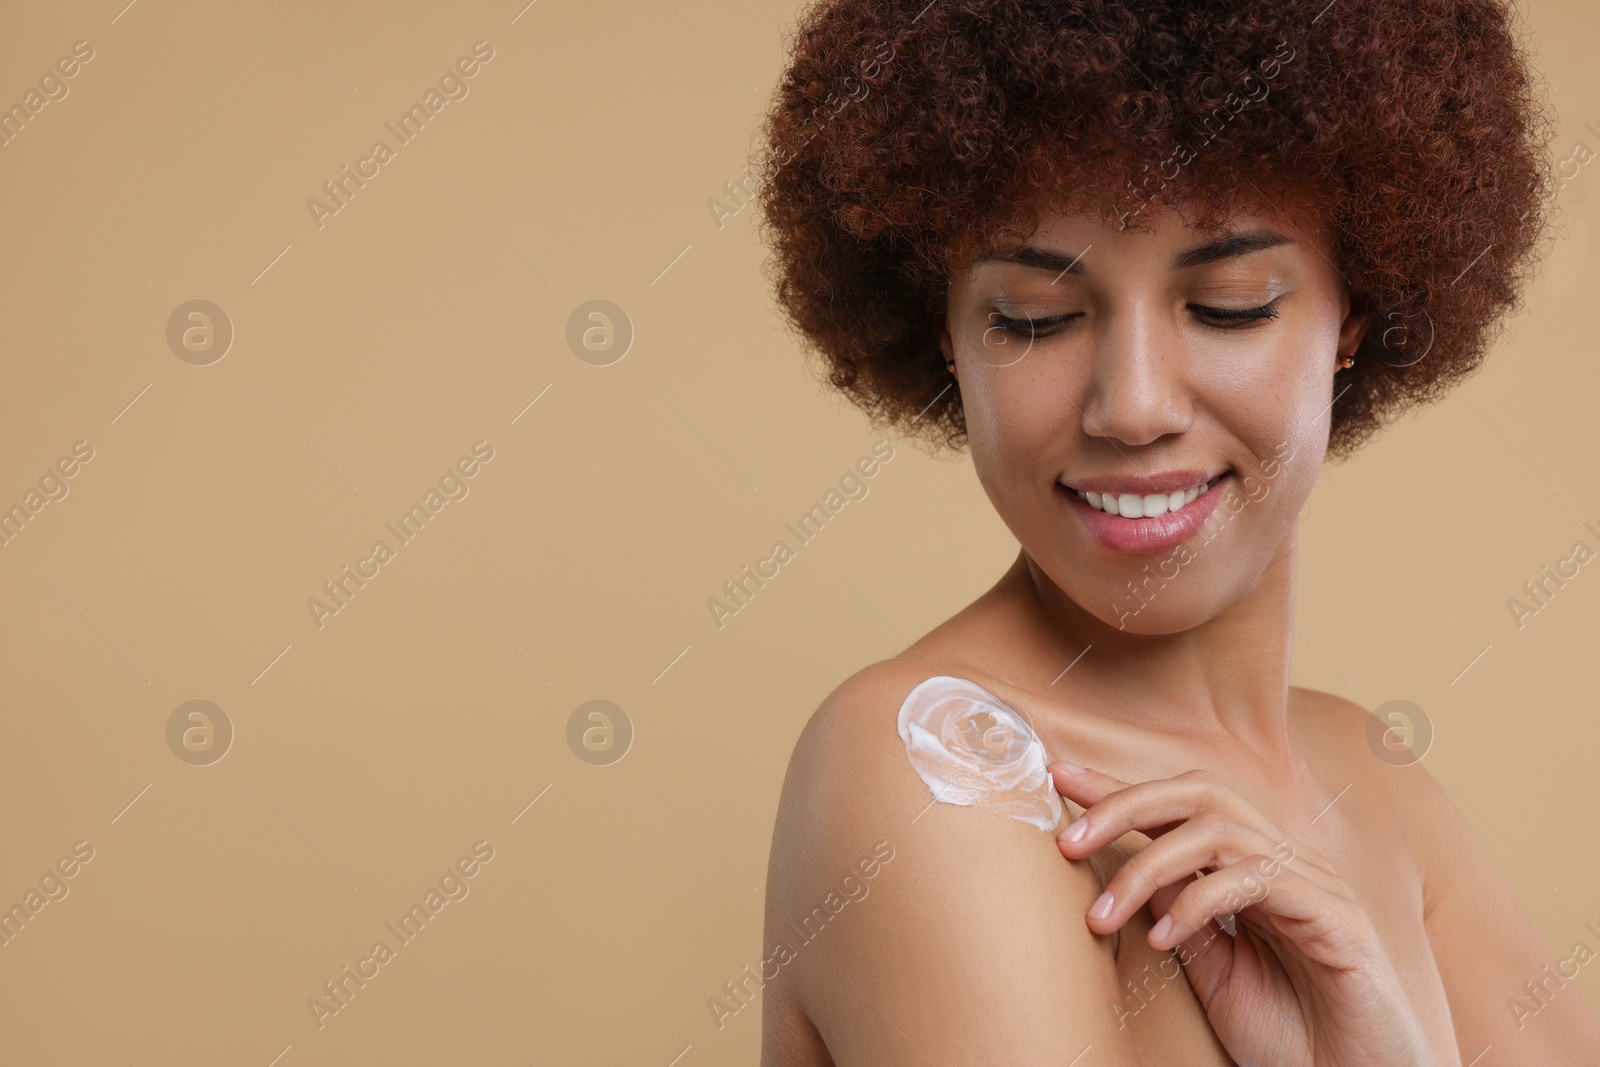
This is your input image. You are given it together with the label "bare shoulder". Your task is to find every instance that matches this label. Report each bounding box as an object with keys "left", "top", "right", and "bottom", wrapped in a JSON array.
[
  {"left": 1287, "top": 686, "right": 1452, "bottom": 840},
  {"left": 771, "top": 654, "right": 1085, "bottom": 869},
  {"left": 778, "top": 656, "right": 939, "bottom": 826},
  {"left": 768, "top": 656, "right": 1036, "bottom": 911},
  {"left": 762, "top": 656, "right": 1131, "bottom": 1065},
  {"left": 1290, "top": 688, "right": 1600, "bottom": 1052}
]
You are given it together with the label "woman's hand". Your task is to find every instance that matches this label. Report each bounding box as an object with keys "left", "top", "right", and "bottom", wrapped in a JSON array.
[{"left": 1049, "top": 762, "right": 1446, "bottom": 1067}]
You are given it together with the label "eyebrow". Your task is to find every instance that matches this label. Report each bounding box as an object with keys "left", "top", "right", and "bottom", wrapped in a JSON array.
[{"left": 981, "top": 228, "right": 1295, "bottom": 276}]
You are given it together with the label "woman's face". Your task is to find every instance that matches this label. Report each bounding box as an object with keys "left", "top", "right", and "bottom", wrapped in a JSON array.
[{"left": 939, "top": 200, "right": 1369, "bottom": 634}]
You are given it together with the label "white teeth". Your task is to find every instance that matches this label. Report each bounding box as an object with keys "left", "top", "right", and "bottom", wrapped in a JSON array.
[{"left": 1069, "top": 476, "right": 1219, "bottom": 517}]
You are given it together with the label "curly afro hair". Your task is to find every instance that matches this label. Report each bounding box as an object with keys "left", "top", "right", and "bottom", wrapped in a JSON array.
[{"left": 754, "top": 0, "right": 1557, "bottom": 459}]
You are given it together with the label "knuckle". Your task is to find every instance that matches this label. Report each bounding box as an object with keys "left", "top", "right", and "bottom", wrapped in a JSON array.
[
  {"left": 1243, "top": 855, "right": 1279, "bottom": 889},
  {"left": 1229, "top": 854, "right": 1278, "bottom": 895},
  {"left": 1112, "top": 853, "right": 1154, "bottom": 895},
  {"left": 1271, "top": 836, "right": 1303, "bottom": 862},
  {"left": 1087, "top": 796, "right": 1127, "bottom": 831},
  {"left": 1179, "top": 769, "right": 1243, "bottom": 808},
  {"left": 1171, "top": 884, "right": 1220, "bottom": 930}
]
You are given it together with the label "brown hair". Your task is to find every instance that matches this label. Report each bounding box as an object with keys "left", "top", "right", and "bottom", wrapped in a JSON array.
[{"left": 755, "top": 0, "right": 1557, "bottom": 458}]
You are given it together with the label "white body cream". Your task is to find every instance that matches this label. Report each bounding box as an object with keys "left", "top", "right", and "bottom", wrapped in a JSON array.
[{"left": 897, "top": 675, "right": 1063, "bottom": 831}]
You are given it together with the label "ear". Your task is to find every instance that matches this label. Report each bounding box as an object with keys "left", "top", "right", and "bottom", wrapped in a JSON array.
[{"left": 1337, "top": 287, "right": 1371, "bottom": 363}]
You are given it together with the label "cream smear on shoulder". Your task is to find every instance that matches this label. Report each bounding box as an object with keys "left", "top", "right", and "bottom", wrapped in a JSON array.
[{"left": 896, "top": 675, "right": 1063, "bottom": 831}]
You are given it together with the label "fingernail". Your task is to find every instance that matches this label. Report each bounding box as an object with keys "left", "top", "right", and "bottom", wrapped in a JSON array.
[
  {"left": 1057, "top": 761, "right": 1086, "bottom": 774},
  {"left": 1150, "top": 914, "right": 1173, "bottom": 944},
  {"left": 1062, "top": 816, "right": 1090, "bottom": 843},
  {"left": 1089, "top": 890, "right": 1114, "bottom": 920}
]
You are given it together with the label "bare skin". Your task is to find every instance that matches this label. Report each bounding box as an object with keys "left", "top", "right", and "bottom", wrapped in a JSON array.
[{"left": 761, "top": 201, "right": 1600, "bottom": 1064}]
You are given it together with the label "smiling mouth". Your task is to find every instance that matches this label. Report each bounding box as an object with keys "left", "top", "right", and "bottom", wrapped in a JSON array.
[{"left": 1063, "top": 474, "right": 1226, "bottom": 518}]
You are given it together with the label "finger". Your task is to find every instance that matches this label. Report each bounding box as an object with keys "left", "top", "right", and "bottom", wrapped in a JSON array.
[
  {"left": 1047, "top": 761, "right": 1129, "bottom": 808},
  {"left": 1056, "top": 773, "right": 1252, "bottom": 855},
  {"left": 1078, "top": 818, "right": 1308, "bottom": 936},
  {"left": 1150, "top": 857, "right": 1369, "bottom": 973},
  {"left": 1050, "top": 766, "right": 1192, "bottom": 844},
  {"left": 1151, "top": 896, "right": 1239, "bottom": 1011},
  {"left": 1060, "top": 768, "right": 1315, "bottom": 859},
  {"left": 1051, "top": 766, "right": 1334, "bottom": 879}
]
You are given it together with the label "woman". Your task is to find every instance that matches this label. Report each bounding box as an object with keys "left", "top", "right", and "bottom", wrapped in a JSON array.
[{"left": 755, "top": 0, "right": 1600, "bottom": 1063}]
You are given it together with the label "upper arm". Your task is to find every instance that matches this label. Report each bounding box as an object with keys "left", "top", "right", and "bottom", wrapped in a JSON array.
[
  {"left": 1395, "top": 758, "right": 1600, "bottom": 1057},
  {"left": 763, "top": 665, "right": 1141, "bottom": 1066}
]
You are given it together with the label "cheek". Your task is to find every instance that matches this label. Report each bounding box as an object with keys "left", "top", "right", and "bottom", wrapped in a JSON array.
[
  {"left": 1279, "top": 296, "right": 1348, "bottom": 421},
  {"left": 957, "top": 311, "right": 1080, "bottom": 420},
  {"left": 1202, "top": 323, "right": 1336, "bottom": 459},
  {"left": 960, "top": 365, "right": 1064, "bottom": 483}
]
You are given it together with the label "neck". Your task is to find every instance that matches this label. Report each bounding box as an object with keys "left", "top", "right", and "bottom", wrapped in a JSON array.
[{"left": 1009, "top": 531, "right": 1300, "bottom": 752}]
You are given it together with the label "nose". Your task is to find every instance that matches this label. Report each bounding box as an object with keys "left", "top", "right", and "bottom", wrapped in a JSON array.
[{"left": 1077, "top": 306, "right": 1194, "bottom": 447}]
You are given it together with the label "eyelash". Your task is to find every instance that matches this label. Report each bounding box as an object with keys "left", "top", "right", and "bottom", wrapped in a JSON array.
[{"left": 989, "top": 298, "right": 1282, "bottom": 337}]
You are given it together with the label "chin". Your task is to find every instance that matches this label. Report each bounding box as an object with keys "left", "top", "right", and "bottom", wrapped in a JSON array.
[
  {"left": 1101, "top": 598, "right": 1222, "bottom": 635},
  {"left": 1043, "top": 557, "right": 1238, "bottom": 635},
  {"left": 1071, "top": 581, "right": 1213, "bottom": 633}
]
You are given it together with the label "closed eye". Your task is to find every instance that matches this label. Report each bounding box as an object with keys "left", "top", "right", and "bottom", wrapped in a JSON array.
[
  {"left": 987, "top": 312, "right": 1081, "bottom": 338},
  {"left": 1188, "top": 297, "right": 1282, "bottom": 327},
  {"left": 987, "top": 297, "right": 1282, "bottom": 338}
]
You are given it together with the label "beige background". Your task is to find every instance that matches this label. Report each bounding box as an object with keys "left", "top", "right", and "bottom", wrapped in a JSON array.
[{"left": 0, "top": 0, "right": 1596, "bottom": 1063}]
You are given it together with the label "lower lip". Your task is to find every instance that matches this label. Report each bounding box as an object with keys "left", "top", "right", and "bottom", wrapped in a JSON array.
[{"left": 1056, "top": 475, "right": 1228, "bottom": 554}]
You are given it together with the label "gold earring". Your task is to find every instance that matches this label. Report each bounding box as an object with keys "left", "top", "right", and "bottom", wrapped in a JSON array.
[
  {"left": 1338, "top": 355, "right": 1354, "bottom": 370},
  {"left": 946, "top": 360, "right": 956, "bottom": 374}
]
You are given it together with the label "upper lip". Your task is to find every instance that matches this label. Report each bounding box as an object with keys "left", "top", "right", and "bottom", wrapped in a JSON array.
[{"left": 1060, "top": 468, "right": 1227, "bottom": 495}]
